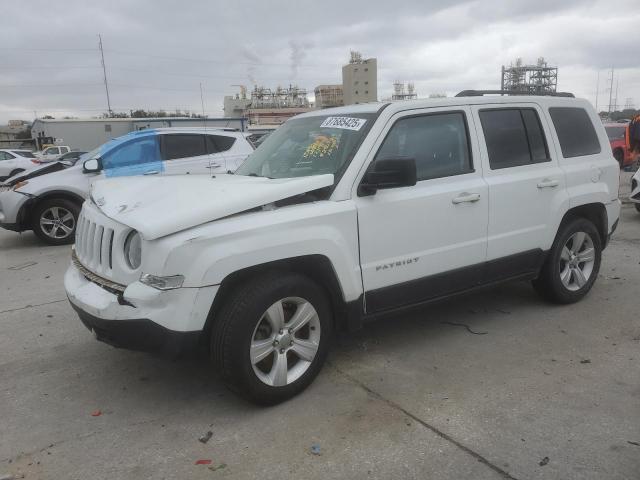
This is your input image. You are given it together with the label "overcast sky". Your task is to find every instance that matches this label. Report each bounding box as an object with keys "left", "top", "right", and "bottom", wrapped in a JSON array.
[{"left": 1, "top": 0, "right": 639, "bottom": 123}]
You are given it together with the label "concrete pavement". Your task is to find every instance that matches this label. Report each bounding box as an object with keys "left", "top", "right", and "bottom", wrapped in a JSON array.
[{"left": 1, "top": 176, "right": 638, "bottom": 479}]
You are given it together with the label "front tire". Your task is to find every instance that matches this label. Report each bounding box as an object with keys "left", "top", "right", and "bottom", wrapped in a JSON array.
[
  {"left": 32, "top": 198, "right": 80, "bottom": 245},
  {"left": 533, "top": 218, "right": 602, "bottom": 304},
  {"left": 212, "top": 271, "right": 333, "bottom": 405}
]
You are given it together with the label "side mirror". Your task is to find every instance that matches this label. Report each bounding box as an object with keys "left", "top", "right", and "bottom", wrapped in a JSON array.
[
  {"left": 358, "top": 158, "right": 417, "bottom": 196},
  {"left": 83, "top": 158, "right": 103, "bottom": 173}
]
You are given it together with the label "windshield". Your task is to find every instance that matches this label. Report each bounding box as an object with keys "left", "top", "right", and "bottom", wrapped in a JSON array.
[
  {"left": 235, "top": 113, "right": 375, "bottom": 179},
  {"left": 605, "top": 126, "right": 625, "bottom": 140}
]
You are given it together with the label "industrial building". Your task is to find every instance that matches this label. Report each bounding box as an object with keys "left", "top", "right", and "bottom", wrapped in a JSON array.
[
  {"left": 391, "top": 81, "right": 417, "bottom": 100},
  {"left": 341, "top": 51, "right": 378, "bottom": 105},
  {"left": 501, "top": 57, "right": 558, "bottom": 94},
  {"left": 314, "top": 84, "right": 344, "bottom": 109},
  {"left": 30, "top": 117, "right": 247, "bottom": 151},
  {"left": 224, "top": 85, "right": 313, "bottom": 128},
  {"left": 223, "top": 51, "right": 378, "bottom": 127}
]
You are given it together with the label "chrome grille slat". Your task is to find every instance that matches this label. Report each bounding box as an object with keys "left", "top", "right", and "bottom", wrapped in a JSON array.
[
  {"left": 74, "top": 203, "right": 138, "bottom": 286},
  {"left": 95, "top": 225, "right": 104, "bottom": 267},
  {"left": 72, "top": 249, "right": 126, "bottom": 293}
]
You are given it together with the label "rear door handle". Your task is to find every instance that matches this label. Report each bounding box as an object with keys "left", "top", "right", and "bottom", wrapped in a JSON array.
[
  {"left": 452, "top": 192, "right": 481, "bottom": 204},
  {"left": 206, "top": 163, "right": 221, "bottom": 168},
  {"left": 537, "top": 178, "right": 559, "bottom": 188},
  {"left": 143, "top": 170, "right": 159, "bottom": 175}
]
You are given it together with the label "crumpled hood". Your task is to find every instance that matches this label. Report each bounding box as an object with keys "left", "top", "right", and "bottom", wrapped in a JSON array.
[
  {"left": 1, "top": 161, "right": 70, "bottom": 186},
  {"left": 90, "top": 173, "right": 334, "bottom": 240}
]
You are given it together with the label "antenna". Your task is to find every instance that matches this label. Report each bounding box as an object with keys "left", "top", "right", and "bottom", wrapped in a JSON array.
[{"left": 98, "top": 34, "right": 112, "bottom": 116}]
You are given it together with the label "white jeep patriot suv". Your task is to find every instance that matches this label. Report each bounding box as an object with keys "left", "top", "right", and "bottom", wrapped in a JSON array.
[{"left": 65, "top": 91, "right": 621, "bottom": 404}]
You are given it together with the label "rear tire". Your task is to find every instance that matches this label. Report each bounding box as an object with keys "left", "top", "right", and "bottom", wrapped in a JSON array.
[
  {"left": 533, "top": 218, "right": 602, "bottom": 304},
  {"left": 32, "top": 198, "right": 80, "bottom": 246},
  {"left": 211, "top": 271, "right": 333, "bottom": 405}
]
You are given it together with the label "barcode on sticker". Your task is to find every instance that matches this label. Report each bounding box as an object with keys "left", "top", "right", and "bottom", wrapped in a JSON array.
[{"left": 320, "top": 117, "right": 367, "bottom": 131}]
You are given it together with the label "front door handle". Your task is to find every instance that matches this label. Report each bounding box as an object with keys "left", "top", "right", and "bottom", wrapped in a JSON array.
[
  {"left": 143, "top": 170, "right": 159, "bottom": 175},
  {"left": 537, "top": 178, "right": 559, "bottom": 188},
  {"left": 206, "top": 163, "right": 221, "bottom": 168},
  {"left": 452, "top": 192, "right": 481, "bottom": 204}
]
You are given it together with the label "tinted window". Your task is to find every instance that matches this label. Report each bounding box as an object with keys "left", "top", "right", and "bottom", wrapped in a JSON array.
[
  {"left": 549, "top": 107, "right": 601, "bottom": 158},
  {"left": 102, "top": 136, "right": 161, "bottom": 170},
  {"left": 0, "top": 152, "right": 11, "bottom": 161},
  {"left": 480, "top": 108, "right": 550, "bottom": 169},
  {"left": 375, "top": 112, "right": 472, "bottom": 181},
  {"left": 605, "top": 126, "right": 625, "bottom": 140},
  {"left": 162, "top": 134, "right": 207, "bottom": 160},
  {"left": 206, "top": 135, "right": 236, "bottom": 153},
  {"left": 13, "top": 150, "right": 36, "bottom": 158}
]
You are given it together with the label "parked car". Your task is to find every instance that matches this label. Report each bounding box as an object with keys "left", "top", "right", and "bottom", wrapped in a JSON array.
[
  {"left": 0, "top": 128, "right": 253, "bottom": 245},
  {"left": 0, "top": 149, "right": 38, "bottom": 181},
  {"left": 32, "top": 150, "right": 87, "bottom": 166},
  {"left": 65, "top": 93, "right": 620, "bottom": 404},
  {"left": 604, "top": 123, "right": 634, "bottom": 169},
  {"left": 630, "top": 169, "right": 640, "bottom": 213},
  {"left": 35, "top": 145, "right": 71, "bottom": 162}
]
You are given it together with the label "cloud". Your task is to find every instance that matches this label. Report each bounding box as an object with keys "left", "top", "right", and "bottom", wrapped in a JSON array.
[{"left": 0, "top": 0, "right": 638, "bottom": 122}]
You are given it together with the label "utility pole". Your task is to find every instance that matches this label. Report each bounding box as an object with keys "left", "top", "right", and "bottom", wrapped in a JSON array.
[
  {"left": 614, "top": 78, "right": 619, "bottom": 112},
  {"left": 595, "top": 70, "right": 599, "bottom": 112},
  {"left": 200, "top": 83, "right": 208, "bottom": 129},
  {"left": 98, "top": 34, "right": 112, "bottom": 117},
  {"left": 607, "top": 67, "right": 614, "bottom": 114}
]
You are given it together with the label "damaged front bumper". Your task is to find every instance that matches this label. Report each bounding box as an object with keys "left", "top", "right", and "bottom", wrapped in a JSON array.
[{"left": 64, "top": 260, "right": 218, "bottom": 356}]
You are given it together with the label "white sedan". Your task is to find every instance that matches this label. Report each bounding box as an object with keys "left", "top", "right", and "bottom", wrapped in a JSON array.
[{"left": 0, "top": 149, "right": 38, "bottom": 181}]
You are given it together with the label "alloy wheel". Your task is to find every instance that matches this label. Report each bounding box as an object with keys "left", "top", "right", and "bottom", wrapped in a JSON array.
[
  {"left": 40, "top": 206, "right": 75, "bottom": 239},
  {"left": 559, "top": 231, "right": 595, "bottom": 291},
  {"left": 250, "top": 297, "right": 321, "bottom": 387}
]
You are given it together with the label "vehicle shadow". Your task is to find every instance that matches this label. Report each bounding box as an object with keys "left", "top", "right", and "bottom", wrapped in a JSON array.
[{"left": 76, "top": 279, "right": 543, "bottom": 414}]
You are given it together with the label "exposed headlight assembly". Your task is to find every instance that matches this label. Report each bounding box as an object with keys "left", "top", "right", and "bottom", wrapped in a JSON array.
[
  {"left": 140, "top": 273, "right": 184, "bottom": 290},
  {"left": 123, "top": 230, "right": 142, "bottom": 269}
]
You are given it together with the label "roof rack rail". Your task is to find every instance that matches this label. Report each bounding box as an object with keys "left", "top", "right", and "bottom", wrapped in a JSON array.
[{"left": 455, "top": 89, "right": 575, "bottom": 98}]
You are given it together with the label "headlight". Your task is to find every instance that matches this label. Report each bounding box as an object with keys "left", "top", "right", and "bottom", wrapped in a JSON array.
[
  {"left": 123, "top": 231, "right": 142, "bottom": 269},
  {"left": 140, "top": 273, "right": 184, "bottom": 290}
]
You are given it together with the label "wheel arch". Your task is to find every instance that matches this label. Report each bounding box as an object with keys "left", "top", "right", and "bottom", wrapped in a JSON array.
[
  {"left": 201, "top": 255, "right": 355, "bottom": 351},
  {"left": 27, "top": 190, "right": 85, "bottom": 222},
  {"left": 559, "top": 202, "right": 607, "bottom": 246}
]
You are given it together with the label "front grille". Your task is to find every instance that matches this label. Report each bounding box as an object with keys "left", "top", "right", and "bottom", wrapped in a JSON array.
[
  {"left": 72, "top": 249, "right": 126, "bottom": 293},
  {"left": 76, "top": 210, "right": 115, "bottom": 274}
]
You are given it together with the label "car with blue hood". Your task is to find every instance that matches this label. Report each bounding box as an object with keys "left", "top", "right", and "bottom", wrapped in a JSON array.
[{"left": 0, "top": 127, "right": 253, "bottom": 245}]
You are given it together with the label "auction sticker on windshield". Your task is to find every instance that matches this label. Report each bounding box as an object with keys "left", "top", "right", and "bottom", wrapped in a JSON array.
[{"left": 320, "top": 117, "right": 367, "bottom": 131}]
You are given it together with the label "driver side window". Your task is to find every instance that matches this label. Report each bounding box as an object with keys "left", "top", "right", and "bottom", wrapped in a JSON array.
[
  {"left": 102, "top": 136, "right": 161, "bottom": 170},
  {"left": 376, "top": 112, "right": 473, "bottom": 181}
]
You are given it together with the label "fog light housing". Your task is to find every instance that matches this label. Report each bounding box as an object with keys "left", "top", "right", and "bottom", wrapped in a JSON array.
[{"left": 140, "top": 273, "right": 184, "bottom": 290}]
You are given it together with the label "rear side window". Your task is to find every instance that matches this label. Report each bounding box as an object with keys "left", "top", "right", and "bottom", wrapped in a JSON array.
[
  {"left": 14, "top": 151, "right": 36, "bottom": 158},
  {"left": 479, "top": 108, "right": 550, "bottom": 169},
  {"left": 548, "top": 107, "right": 601, "bottom": 158},
  {"left": 162, "top": 134, "right": 207, "bottom": 160},
  {"left": 375, "top": 111, "right": 473, "bottom": 181},
  {"left": 206, "top": 135, "right": 236, "bottom": 154}
]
